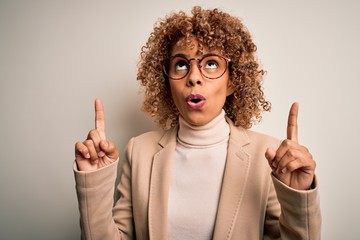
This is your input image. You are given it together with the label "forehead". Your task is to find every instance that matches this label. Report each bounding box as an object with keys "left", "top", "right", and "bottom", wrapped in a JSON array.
[
  {"left": 171, "top": 38, "right": 200, "bottom": 55},
  {"left": 170, "top": 37, "right": 221, "bottom": 56}
]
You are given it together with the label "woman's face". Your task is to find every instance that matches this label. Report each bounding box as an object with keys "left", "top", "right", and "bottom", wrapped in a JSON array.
[{"left": 168, "top": 38, "right": 233, "bottom": 126}]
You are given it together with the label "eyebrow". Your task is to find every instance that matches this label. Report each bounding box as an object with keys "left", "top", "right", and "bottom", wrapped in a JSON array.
[
  {"left": 172, "top": 53, "right": 189, "bottom": 58},
  {"left": 171, "top": 53, "right": 218, "bottom": 59}
]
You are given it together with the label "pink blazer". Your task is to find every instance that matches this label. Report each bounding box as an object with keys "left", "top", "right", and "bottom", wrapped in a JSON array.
[{"left": 74, "top": 118, "right": 321, "bottom": 239}]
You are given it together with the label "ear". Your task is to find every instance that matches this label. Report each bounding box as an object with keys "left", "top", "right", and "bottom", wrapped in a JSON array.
[{"left": 226, "top": 83, "right": 235, "bottom": 96}]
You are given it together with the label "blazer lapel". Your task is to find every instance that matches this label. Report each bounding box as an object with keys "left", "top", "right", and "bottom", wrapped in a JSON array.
[
  {"left": 148, "top": 127, "right": 177, "bottom": 240},
  {"left": 213, "top": 119, "right": 251, "bottom": 240}
]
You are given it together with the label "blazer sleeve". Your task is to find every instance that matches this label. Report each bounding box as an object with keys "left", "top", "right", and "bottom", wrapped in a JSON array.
[
  {"left": 74, "top": 138, "right": 136, "bottom": 240},
  {"left": 269, "top": 174, "right": 322, "bottom": 240}
]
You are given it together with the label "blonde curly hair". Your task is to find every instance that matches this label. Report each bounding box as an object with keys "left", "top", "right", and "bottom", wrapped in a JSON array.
[{"left": 137, "top": 6, "right": 271, "bottom": 129}]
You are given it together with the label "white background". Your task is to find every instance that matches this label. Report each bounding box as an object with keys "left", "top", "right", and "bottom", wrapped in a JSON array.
[{"left": 0, "top": 0, "right": 359, "bottom": 239}]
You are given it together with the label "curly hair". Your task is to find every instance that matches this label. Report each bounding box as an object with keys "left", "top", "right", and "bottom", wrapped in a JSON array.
[{"left": 137, "top": 6, "right": 271, "bottom": 129}]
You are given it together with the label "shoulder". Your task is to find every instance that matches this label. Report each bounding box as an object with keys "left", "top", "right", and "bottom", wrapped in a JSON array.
[
  {"left": 245, "top": 129, "right": 280, "bottom": 145},
  {"left": 125, "top": 126, "right": 177, "bottom": 153},
  {"left": 231, "top": 127, "right": 281, "bottom": 154},
  {"left": 131, "top": 127, "right": 177, "bottom": 144},
  {"left": 227, "top": 117, "right": 281, "bottom": 148},
  {"left": 123, "top": 127, "right": 177, "bottom": 167},
  {"left": 133, "top": 129, "right": 167, "bottom": 142}
]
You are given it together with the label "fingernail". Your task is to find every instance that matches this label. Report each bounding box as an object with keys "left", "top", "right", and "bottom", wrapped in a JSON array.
[
  {"left": 92, "top": 159, "right": 99, "bottom": 165},
  {"left": 85, "top": 153, "right": 90, "bottom": 159},
  {"left": 282, "top": 167, "right": 287, "bottom": 174},
  {"left": 272, "top": 161, "right": 277, "bottom": 168},
  {"left": 98, "top": 151, "right": 105, "bottom": 157}
]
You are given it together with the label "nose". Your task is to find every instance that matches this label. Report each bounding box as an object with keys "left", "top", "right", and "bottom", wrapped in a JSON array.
[{"left": 187, "top": 59, "right": 204, "bottom": 87}]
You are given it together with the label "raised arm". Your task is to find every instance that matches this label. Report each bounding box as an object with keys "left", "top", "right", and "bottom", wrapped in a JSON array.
[
  {"left": 265, "top": 102, "right": 316, "bottom": 190},
  {"left": 75, "top": 98, "right": 119, "bottom": 171}
]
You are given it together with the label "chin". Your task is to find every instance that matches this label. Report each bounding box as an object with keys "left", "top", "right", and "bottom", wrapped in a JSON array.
[{"left": 185, "top": 115, "right": 211, "bottom": 126}]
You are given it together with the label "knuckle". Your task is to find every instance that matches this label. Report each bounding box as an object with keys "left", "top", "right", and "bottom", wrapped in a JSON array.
[
  {"left": 285, "top": 162, "right": 294, "bottom": 172},
  {"left": 300, "top": 145, "right": 310, "bottom": 154},
  {"left": 75, "top": 142, "right": 87, "bottom": 152},
  {"left": 282, "top": 139, "right": 292, "bottom": 147},
  {"left": 303, "top": 146, "right": 309, "bottom": 153},
  {"left": 87, "top": 129, "right": 98, "bottom": 138},
  {"left": 286, "top": 149, "right": 296, "bottom": 158},
  {"left": 75, "top": 142, "right": 83, "bottom": 155},
  {"left": 75, "top": 141, "right": 83, "bottom": 149},
  {"left": 83, "top": 139, "right": 93, "bottom": 147}
]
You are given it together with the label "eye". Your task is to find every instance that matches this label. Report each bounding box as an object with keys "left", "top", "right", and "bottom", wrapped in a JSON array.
[
  {"left": 174, "top": 60, "right": 189, "bottom": 71},
  {"left": 202, "top": 55, "right": 220, "bottom": 69},
  {"left": 204, "top": 60, "right": 219, "bottom": 69}
]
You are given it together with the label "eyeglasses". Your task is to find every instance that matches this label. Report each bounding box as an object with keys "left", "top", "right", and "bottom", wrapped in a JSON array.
[{"left": 162, "top": 53, "right": 231, "bottom": 80}]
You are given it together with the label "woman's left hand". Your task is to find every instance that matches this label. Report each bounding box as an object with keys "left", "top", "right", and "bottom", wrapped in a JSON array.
[{"left": 265, "top": 102, "right": 316, "bottom": 190}]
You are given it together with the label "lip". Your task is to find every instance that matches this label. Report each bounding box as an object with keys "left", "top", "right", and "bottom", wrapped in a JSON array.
[{"left": 185, "top": 94, "right": 206, "bottom": 110}]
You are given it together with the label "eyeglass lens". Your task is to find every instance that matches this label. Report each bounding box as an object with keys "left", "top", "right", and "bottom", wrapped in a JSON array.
[{"left": 164, "top": 55, "right": 228, "bottom": 80}]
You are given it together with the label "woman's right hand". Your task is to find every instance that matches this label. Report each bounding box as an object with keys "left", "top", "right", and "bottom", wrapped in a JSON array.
[{"left": 75, "top": 99, "right": 119, "bottom": 171}]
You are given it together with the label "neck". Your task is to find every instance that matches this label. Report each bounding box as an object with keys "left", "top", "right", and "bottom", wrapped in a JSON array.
[{"left": 177, "top": 110, "right": 229, "bottom": 148}]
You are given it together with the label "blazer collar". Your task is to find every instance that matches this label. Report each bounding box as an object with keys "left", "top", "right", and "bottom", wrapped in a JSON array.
[
  {"left": 148, "top": 119, "right": 251, "bottom": 240},
  {"left": 148, "top": 127, "right": 177, "bottom": 240},
  {"left": 225, "top": 116, "right": 250, "bottom": 147},
  {"left": 213, "top": 118, "right": 251, "bottom": 239}
]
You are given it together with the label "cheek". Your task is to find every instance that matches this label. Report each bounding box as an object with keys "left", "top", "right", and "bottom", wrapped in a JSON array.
[
  {"left": 169, "top": 84, "right": 181, "bottom": 106},
  {"left": 216, "top": 83, "right": 231, "bottom": 97},
  {"left": 213, "top": 84, "right": 231, "bottom": 106},
  {"left": 169, "top": 83, "right": 176, "bottom": 98}
]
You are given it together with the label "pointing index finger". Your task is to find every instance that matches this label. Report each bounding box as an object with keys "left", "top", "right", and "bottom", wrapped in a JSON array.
[
  {"left": 95, "top": 98, "right": 106, "bottom": 140},
  {"left": 287, "top": 102, "right": 299, "bottom": 142}
]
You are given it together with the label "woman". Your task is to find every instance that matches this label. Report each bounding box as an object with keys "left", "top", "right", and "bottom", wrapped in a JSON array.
[{"left": 74, "top": 6, "right": 321, "bottom": 239}]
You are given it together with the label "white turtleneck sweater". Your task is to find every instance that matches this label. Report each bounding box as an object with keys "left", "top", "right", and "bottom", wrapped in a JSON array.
[{"left": 168, "top": 110, "right": 230, "bottom": 240}]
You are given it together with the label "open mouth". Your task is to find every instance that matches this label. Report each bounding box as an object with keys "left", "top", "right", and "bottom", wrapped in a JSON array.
[
  {"left": 186, "top": 94, "right": 206, "bottom": 102},
  {"left": 190, "top": 98, "right": 202, "bottom": 104},
  {"left": 185, "top": 94, "right": 206, "bottom": 109}
]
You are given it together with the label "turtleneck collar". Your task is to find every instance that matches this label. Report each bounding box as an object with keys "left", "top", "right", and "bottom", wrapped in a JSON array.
[{"left": 177, "top": 109, "right": 230, "bottom": 148}]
